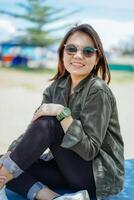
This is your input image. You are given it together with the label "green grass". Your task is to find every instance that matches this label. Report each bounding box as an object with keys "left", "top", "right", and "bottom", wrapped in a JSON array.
[
  {"left": 0, "top": 66, "right": 134, "bottom": 91},
  {"left": 0, "top": 66, "right": 56, "bottom": 92},
  {"left": 0, "top": 65, "right": 56, "bottom": 75},
  {"left": 111, "top": 71, "right": 134, "bottom": 83}
]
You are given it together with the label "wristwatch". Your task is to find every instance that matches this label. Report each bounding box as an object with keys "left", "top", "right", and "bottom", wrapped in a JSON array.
[{"left": 56, "top": 107, "right": 71, "bottom": 122}]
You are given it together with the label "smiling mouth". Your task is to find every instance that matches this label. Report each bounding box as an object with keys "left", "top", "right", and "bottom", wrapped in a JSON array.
[{"left": 71, "top": 62, "right": 85, "bottom": 67}]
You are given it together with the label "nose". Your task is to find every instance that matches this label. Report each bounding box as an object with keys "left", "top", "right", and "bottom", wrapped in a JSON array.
[{"left": 73, "top": 49, "right": 83, "bottom": 59}]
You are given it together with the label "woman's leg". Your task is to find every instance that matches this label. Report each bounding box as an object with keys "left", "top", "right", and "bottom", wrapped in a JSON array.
[
  {"left": 1, "top": 116, "right": 96, "bottom": 199},
  {"left": 9, "top": 116, "right": 64, "bottom": 171},
  {"left": 50, "top": 145, "right": 96, "bottom": 199},
  {"left": 6, "top": 159, "right": 68, "bottom": 200},
  {"left": 0, "top": 116, "right": 65, "bottom": 199},
  {"left": 8, "top": 115, "right": 96, "bottom": 199},
  {"left": 1, "top": 116, "right": 64, "bottom": 178}
]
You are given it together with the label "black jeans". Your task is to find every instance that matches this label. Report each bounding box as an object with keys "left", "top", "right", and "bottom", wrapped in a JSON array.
[{"left": 6, "top": 116, "right": 96, "bottom": 199}]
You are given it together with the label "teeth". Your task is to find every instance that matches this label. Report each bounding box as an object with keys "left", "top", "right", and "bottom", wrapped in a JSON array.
[{"left": 71, "top": 63, "right": 84, "bottom": 66}]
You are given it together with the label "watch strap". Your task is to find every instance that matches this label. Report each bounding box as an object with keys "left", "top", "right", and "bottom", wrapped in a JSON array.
[{"left": 56, "top": 107, "right": 71, "bottom": 122}]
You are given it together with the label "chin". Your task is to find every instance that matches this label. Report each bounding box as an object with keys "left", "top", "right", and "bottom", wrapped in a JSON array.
[{"left": 71, "top": 71, "right": 89, "bottom": 78}]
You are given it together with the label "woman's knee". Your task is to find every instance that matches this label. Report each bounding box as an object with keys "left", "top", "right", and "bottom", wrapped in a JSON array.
[
  {"left": 20, "top": 116, "right": 56, "bottom": 142},
  {"left": 32, "top": 116, "right": 57, "bottom": 130},
  {"left": 26, "top": 116, "right": 63, "bottom": 144}
]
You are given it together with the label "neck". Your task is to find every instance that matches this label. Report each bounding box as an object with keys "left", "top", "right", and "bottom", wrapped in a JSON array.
[
  {"left": 70, "top": 76, "right": 83, "bottom": 94},
  {"left": 70, "top": 74, "right": 88, "bottom": 88}
]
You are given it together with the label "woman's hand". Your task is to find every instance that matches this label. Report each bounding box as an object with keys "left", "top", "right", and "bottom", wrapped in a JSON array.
[
  {"left": 0, "top": 173, "right": 7, "bottom": 184},
  {"left": 32, "top": 103, "right": 64, "bottom": 122},
  {"left": 0, "top": 152, "right": 11, "bottom": 166},
  {"left": 0, "top": 152, "right": 10, "bottom": 184}
]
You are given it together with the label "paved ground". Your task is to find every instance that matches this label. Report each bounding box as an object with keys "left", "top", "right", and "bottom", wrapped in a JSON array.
[{"left": 0, "top": 70, "right": 134, "bottom": 159}]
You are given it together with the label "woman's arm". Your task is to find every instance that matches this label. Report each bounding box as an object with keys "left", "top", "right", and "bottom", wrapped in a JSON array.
[
  {"left": 31, "top": 90, "right": 113, "bottom": 161},
  {"left": 61, "top": 90, "right": 113, "bottom": 161}
]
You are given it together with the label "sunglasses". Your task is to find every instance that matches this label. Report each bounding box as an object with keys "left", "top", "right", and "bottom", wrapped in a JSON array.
[{"left": 64, "top": 44, "right": 98, "bottom": 57}]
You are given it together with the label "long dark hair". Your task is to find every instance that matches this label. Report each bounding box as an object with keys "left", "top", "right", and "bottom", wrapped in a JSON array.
[{"left": 51, "top": 24, "right": 111, "bottom": 84}]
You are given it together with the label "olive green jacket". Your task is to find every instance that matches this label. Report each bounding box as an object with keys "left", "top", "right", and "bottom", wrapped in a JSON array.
[{"left": 8, "top": 74, "right": 124, "bottom": 199}]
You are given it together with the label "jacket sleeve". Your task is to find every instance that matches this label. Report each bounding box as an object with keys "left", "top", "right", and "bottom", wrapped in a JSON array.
[
  {"left": 33, "top": 84, "right": 53, "bottom": 114},
  {"left": 61, "top": 90, "right": 112, "bottom": 161},
  {"left": 41, "top": 85, "right": 53, "bottom": 104}
]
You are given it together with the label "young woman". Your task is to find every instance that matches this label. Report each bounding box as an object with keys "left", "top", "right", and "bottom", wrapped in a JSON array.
[{"left": 0, "top": 24, "right": 124, "bottom": 200}]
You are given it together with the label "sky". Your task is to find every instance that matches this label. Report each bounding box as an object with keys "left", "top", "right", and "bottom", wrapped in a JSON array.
[{"left": 0, "top": 0, "right": 134, "bottom": 50}]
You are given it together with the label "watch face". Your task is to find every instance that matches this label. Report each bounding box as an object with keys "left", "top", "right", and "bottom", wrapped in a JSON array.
[{"left": 63, "top": 107, "right": 71, "bottom": 117}]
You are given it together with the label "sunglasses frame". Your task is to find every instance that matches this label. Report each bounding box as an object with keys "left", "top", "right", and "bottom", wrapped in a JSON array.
[{"left": 64, "top": 44, "right": 98, "bottom": 57}]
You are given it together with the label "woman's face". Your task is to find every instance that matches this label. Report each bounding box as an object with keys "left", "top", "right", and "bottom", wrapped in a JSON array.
[{"left": 63, "top": 31, "right": 98, "bottom": 81}]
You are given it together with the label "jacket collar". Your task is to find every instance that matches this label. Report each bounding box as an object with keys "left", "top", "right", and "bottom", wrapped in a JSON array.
[{"left": 58, "top": 73, "right": 93, "bottom": 93}]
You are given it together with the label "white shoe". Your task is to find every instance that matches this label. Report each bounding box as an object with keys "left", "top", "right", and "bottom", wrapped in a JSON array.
[
  {"left": 54, "top": 190, "right": 90, "bottom": 200},
  {"left": 0, "top": 186, "right": 8, "bottom": 200}
]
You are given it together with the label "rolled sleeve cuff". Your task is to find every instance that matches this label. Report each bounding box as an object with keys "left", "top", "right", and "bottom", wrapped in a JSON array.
[
  {"left": 61, "top": 119, "right": 83, "bottom": 148},
  {"left": 2, "top": 155, "right": 23, "bottom": 178},
  {"left": 27, "top": 182, "right": 46, "bottom": 200}
]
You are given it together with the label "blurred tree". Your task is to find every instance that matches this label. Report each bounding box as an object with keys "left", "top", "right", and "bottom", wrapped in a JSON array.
[
  {"left": 0, "top": 0, "right": 79, "bottom": 47},
  {"left": 120, "top": 36, "right": 134, "bottom": 55}
]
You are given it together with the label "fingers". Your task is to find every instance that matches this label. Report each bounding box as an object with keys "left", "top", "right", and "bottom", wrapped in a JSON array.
[
  {"left": 0, "top": 176, "right": 7, "bottom": 184},
  {"left": 32, "top": 114, "right": 39, "bottom": 122},
  {"left": 31, "top": 104, "right": 63, "bottom": 122},
  {"left": 0, "top": 152, "right": 10, "bottom": 186},
  {"left": 32, "top": 104, "right": 47, "bottom": 122},
  {"left": 32, "top": 110, "right": 44, "bottom": 122}
]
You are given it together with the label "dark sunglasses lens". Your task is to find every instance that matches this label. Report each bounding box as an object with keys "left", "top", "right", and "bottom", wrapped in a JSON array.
[
  {"left": 83, "top": 47, "right": 96, "bottom": 57},
  {"left": 66, "top": 45, "right": 77, "bottom": 54}
]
